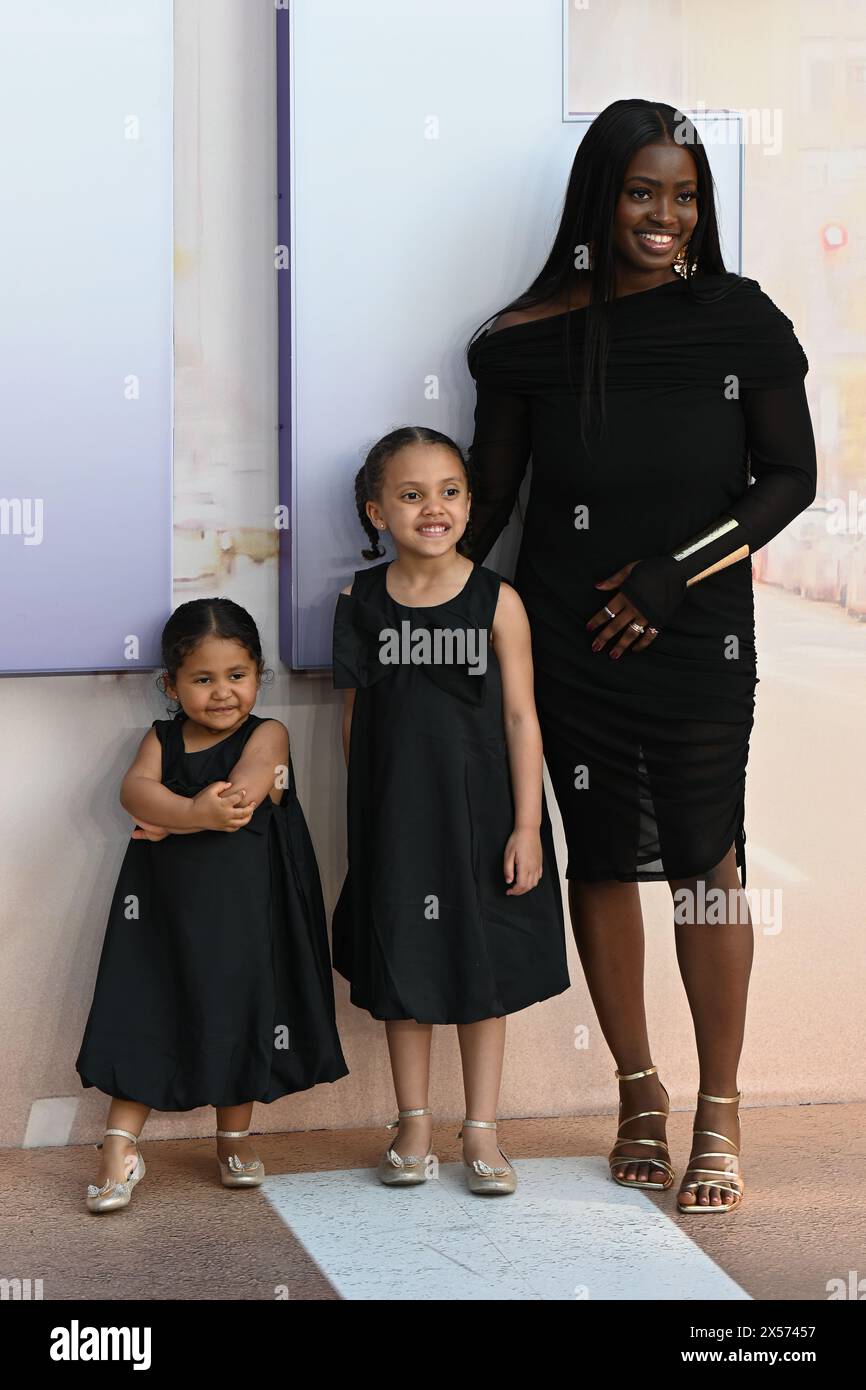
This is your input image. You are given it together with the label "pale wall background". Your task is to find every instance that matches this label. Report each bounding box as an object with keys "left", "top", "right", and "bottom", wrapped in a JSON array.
[{"left": 2, "top": 0, "right": 863, "bottom": 1150}]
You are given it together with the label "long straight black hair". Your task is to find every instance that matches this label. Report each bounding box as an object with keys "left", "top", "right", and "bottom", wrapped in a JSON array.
[{"left": 467, "top": 100, "right": 736, "bottom": 448}]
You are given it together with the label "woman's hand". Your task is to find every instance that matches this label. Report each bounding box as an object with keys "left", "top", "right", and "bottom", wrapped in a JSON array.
[
  {"left": 586, "top": 562, "right": 660, "bottom": 658},
  {"left": 192, "top": 781, "right": 257, "bottom": 832},
  {"left": 503, "top": 828, "right": 543, "bottom": 895},
  {"left": 130, "top": 818, "right": 170, "bottom": 842}
]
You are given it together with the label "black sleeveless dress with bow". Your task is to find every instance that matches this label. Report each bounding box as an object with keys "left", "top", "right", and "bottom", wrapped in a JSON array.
[
  {"left": 330, "top": 559, "right": 570, "bottom": 1024},
  {"left": 76, "top": 711, "right": 348, "bottom": 1110},
  {"left": 463, "top": 274, "right": 817, "bottom": 886}
]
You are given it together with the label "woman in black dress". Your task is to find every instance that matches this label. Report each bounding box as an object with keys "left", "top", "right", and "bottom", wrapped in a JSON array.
[{"left": 460, "top": 100, "right": 817, "bottom": 1212}]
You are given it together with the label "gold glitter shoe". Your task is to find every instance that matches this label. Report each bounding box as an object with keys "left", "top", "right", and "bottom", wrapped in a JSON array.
[
  {"left": 377, "top": 1107, "right": 433, "bottom": 1186},
  {"left": 216, "top": 1128, "right": 265, "bottom": 1188},
  {"left": 85, "top": 1127, "right": 146, "bottom": 1214},
  {"left": 458, "top": 1118, "right": 517, "bottom": 1195}
]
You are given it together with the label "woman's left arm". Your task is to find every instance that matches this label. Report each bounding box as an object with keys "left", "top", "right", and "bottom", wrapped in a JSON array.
[{"left": 592, "top": 380, "right": 817, "bottom": 651}]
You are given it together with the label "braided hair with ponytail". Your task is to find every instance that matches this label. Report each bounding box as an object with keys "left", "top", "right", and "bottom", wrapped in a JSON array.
[{"left": 353, "top": 425, "right": 475, "bottom": 561}]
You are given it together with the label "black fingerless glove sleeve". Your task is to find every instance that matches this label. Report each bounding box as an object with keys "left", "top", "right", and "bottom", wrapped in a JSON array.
[{"left": 620, "top": 381, "right": 817, "bottom": 629}]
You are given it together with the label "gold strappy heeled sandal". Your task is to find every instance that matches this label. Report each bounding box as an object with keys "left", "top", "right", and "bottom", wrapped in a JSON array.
[
  {"left": 677, "top": 1090, "right": 744, "bottom": 1214},
  {"left": 216, "top": 1128, "right": 265, "bottom": 1188},
  {"left": 86, "top": 1127, "right": 146, "bottom": 1214},
  {"left": 457, "top": 1118, "right": 517, "bottom": 1195},
  {"left": 377, "top": 1107, "right": 433, "bottom": 1186},
  {"left": 608, "top": 1064, "right": 675, "bottom": 1191}
]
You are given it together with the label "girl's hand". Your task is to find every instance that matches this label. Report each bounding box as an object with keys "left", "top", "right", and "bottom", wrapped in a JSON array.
[
  {"left": 503, "top": 828, "right": 543, "bottom": 895},
  {"left": 192, "top": 781, "right": 257, "bottom": 832},
  {"left": 131, "top": 819, "right": 170, "bottom": 842},
  {"left": 217, "top": 782, "right": 254, "bottom": 809},
  {"left": 586, "top": 562, "right": 658, "bottom": 658}
]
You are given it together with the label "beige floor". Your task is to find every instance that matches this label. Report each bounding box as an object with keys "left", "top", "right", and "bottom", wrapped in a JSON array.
[{"left": 5, "top": 1103, "right": 864, "bottom": 1301}]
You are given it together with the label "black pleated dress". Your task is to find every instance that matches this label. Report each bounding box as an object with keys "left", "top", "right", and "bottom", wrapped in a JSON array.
[
  {"left": 463, "top": 273, "right": 817, "bottom": 886},
  {"left": 76, "top": 711, "right": 348, "bottom": 1110},
  {"left": 330, "top": 559, "right": 571, "bottom": 1024}
]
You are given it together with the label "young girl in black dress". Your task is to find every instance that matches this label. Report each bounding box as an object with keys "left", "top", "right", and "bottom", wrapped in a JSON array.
[
  {"left": 76, "top": 599, "right": 347, "bottom": 1212},
  {"left": 331, "top": 426, "right": 570, "bottom": 1194}
]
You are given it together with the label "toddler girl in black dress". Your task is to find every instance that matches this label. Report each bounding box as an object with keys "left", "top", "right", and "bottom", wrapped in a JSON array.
[
  {"left": 331, "top": 426, "right": 570, "bottom": 1194},
  {"left": 76, "top": 599, "right": 347, "bottom": 1212}
]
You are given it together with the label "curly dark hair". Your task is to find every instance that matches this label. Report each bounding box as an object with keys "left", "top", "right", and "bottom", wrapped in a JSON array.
[
  {"left": 155, "top": 598, "right": 273, "bottom": 715},
  {"left": 353, "top": 425, "right": 475, "bottom": 561}
]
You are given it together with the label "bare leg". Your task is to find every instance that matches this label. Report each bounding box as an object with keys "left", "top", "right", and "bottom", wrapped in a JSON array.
[
  {"left": 670, "top": 845, "right": 752, "bottom": 1207},
  {"left": 568, "top": 879, "right": 670, "bottom": 1185},
  {"left": 216, "top": 1102, "right": 257, "bottom": 1164},
  {"left": 456, "top": 1016, "right": 507, "bottom": 1167},
  {"left": 95, "top": 1098, "right": 151, "bottom": 1187},
  {"left": 384, "top": 1019, "right": 434, "bottom": 1158}
]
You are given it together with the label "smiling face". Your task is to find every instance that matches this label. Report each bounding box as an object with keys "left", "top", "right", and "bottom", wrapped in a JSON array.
[
  {"left": 612, "top": 141, "right": 699, "bottom": 278},
  {"left": 366, "top": 442, "right": 471, "bottom": 554},
  {"left": 164, "top": 635, "right": 261, "bottom": 735}
]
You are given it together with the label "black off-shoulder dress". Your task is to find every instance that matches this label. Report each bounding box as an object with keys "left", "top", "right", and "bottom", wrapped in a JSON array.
[{"left": 463, "top": 273, "right": 817, "bottom": 886}]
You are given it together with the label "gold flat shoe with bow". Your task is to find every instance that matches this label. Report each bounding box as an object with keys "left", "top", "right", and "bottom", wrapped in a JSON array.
[
  {"left": 86, "top": 1127, "right": 146, "bottom": 1214},
  {"left": 216, "top": 1128, "right": 265, "bottom": 1188},
  {"left": 458, "top": 1118, "right": 517, "bottom": 1195},
  {"left": 377, "top": 1107, "right": 433, "bottom": 1185}
]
